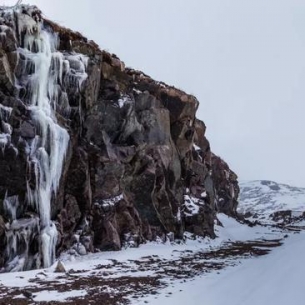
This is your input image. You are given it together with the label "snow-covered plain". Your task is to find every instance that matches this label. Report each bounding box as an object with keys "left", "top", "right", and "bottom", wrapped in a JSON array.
[
  {"left": 0, "top": 214, "right": 291, "bottom": 304},
  {"left": 138, "top": 230, "right": 305, "bottom": 305}
]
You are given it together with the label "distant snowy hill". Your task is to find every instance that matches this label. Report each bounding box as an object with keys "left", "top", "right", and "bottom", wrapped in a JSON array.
[{"left": 238, "top": 180, "right": 305, "bottom": 224}]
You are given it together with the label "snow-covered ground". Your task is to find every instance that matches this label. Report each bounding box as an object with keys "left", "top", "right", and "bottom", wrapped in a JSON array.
[
  {"left": 0, "top": 214, "right": 289, "bottom": 304},
  {"left": 139, "top": 230, "right": 305, "bottom": 305},
  {"left": 0, "top": 180, "right": 305, "bottom": 304}
]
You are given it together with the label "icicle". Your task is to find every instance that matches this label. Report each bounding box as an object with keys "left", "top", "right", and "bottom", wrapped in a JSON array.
[
  {"left": 0, "top": 104, "right": 13, "bottom": 153},
  {"left": 0, "top": 133, "right": 10, "bottom": 153},
  {"left": 16, "top": 12, "right": 69, "bottom": 268},
  {"left": 0, "top": 104, "right": 13, "bottom": 119},
  {"left": 2, "top": 5, "right": 88, "bottom": 270},
  {"left": 3, "top": 192, "right": 19, "bottom": 221},
  {"left": 4, "top": 217, "right": 40, "bottom": 272}
]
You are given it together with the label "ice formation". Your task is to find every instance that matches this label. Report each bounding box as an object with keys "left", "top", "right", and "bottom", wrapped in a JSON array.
[{"left": 0, "top": 5, "right": 88, "bottom": 270}]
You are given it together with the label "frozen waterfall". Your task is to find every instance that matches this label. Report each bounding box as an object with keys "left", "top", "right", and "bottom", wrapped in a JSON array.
[{"left": 1, "top": 5, "right": 88, "bottom": 270}]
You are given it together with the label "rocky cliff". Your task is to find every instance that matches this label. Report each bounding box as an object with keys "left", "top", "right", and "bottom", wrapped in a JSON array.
[{"left": 0, "top": 4, "right": 239, "bottom": 272}]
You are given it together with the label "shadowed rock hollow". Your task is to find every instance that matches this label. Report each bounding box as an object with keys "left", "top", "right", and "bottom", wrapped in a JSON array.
[{"left": 0, "top": 4, "right": 239, "bottom": 271}]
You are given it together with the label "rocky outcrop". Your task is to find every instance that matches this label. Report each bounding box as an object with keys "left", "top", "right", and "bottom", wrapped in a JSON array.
[
  {"left": 0, "top": 4, "right": 239, "bottom": 271},
  {"left": 211, "top": 154, "right": 240, "bottom": 216}
]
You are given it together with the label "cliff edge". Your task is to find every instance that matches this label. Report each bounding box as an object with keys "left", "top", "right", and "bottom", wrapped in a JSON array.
[{"left": 0, "top": 4, "right": 239, "bottom": 271}]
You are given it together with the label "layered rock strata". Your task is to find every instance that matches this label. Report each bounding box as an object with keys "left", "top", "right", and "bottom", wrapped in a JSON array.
[{"left": 0, "top": 5, "right": 239, "bottom": 271}]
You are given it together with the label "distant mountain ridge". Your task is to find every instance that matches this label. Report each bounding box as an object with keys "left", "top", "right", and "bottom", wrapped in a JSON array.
[{"left": 238, "top": 180, "right": 305, "bottom": 224}]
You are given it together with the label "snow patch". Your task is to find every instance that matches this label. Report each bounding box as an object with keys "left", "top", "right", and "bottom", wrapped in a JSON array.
[
  {"left": 193, "top": 144, "right": 201, "bottom": 151},
  {"left": 34, "top": 289, "right": 87, "bottom": 302},
  {"left": 118, "top": 95, "right": 131, "bottom": 108},
  {"left": 184, "top": 194, "right": 205, "bottom": 216},
  {"left": 99, "top": 194, "right": 124, "bottom": 209}
]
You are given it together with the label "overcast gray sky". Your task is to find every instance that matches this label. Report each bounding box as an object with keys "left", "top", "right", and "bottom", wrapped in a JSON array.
[{"left": 4, "top": 0, "right": 305, "bottom": 187}]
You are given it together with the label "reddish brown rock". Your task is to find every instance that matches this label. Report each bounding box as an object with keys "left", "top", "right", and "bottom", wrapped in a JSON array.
[
  {"left": 0, "top": 5, "right": 239, "bottom": 271},
  {"left": 211, "top": 154, "right": 240, "bottom": 216}
]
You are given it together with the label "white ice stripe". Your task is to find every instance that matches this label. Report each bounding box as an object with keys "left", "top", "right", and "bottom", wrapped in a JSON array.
[
  {"left": 0, "top": 133, "right": 10, "bottom": 153},
  {"left": 0, "top": 104, "right": 13, "bottom": 117},
  {"left": 0, "top": 7, "right": 88, "bottom": 270},
  {"left": 3, "top": 192, "right": 19, "bottom": 221},
  {"left": 22, "top": 29, "right": 68, "bottom": 268}
]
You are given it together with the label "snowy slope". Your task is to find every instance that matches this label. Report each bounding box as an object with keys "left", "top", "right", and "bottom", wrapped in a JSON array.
[{"left": 238, "top": 180, "right": 305, "bottom": 223}]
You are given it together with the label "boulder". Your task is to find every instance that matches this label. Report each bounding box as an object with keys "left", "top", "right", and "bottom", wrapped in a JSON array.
[{"left": 54, "top": 260, "right": 66, "bottom": 273}]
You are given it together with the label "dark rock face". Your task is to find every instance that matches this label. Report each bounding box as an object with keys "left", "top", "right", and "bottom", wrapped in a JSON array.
[
  {"left": 211, "top": 154, "right": 240, "bottom": 216},
  {"left": 0, "top": 5, "right": 239, "bottom": 271}
]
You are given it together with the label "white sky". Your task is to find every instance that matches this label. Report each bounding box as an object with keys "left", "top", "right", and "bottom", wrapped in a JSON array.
[{"left": 3, "top": 0, "right": 305, "bottom": 187}]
